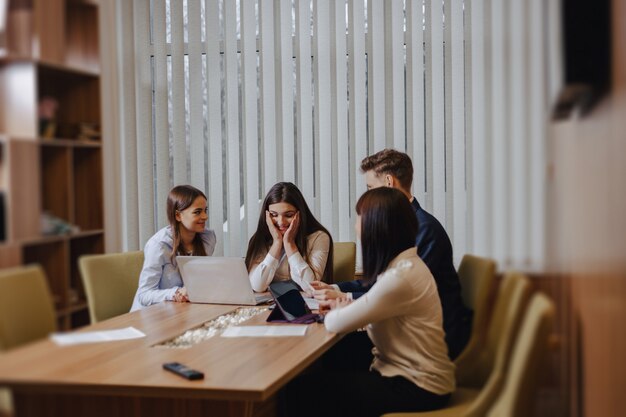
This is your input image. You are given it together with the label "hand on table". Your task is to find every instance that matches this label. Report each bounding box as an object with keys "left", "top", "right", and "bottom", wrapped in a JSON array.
[{"left": 173, "top": 287, "right": 189, "bottom": 303}]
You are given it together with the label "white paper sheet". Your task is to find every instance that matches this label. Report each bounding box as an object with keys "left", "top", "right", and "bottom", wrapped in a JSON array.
[
  {"left": 220, "top": 325, "right": 308, "bottom": 338},
  {"left": 50, "top": 326, "right": 146, "bottom": 346}
]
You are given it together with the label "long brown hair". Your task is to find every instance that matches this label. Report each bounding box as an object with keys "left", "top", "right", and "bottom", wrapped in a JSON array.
[
  {"left": 356, "top": 187, "right": 417, "bottom": 283},
  {"left": 245, "top": 182, "right": 334, "bottom": 283},
  {"left": 167, "top": 185, "right": 208, "bottom": 264}
]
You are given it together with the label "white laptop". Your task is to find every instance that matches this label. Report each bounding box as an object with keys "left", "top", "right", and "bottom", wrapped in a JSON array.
[{"left": 176, "top": 256, "right": 273, "bottom": 305}]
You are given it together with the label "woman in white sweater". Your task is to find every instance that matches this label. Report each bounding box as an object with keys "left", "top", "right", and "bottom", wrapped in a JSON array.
[
  {"left": 245, "top": 182, "right": 333, "bottom": 292},
  {"left": 284, "top": 187, "right": 454, "bottom": 417}
]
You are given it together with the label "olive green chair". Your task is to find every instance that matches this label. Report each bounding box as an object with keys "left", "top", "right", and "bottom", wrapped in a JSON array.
[
  {"left": 0, "top": 264, "right": 57, "bottom": 415},
  {"left": 382, "top": 278, "right": 555, "bottom": 417},
  {"left": 79, "top": 251, "right": 144, "bottom": 324},
  {"left": 0, "top": 264, "right": 57, "bottom": 350},
  {"left": 453, "top": 272, "right": 531, "bottom": 415},
  {"left": 455, "top": 254, "right": 497, "bottom": 368},
  {"left": 485, "top": 293, "right": 555, "bottom": 416},
  {"left": 332, "top": 242, "right": 356, "bottom": 283}
]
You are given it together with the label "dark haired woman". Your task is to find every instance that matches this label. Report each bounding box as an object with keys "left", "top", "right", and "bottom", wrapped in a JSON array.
[
  {"left": 285, "top": 187, "right": 454, "bottom": 417},
  {"left": 130, "top": 185, "right": 216, "bottom": 311},
  {"left": 245, "top": 182, "right": 333, "bottom": 292}
]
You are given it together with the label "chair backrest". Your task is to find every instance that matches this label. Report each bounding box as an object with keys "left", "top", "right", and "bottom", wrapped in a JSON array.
[
  {"left": 0, "top": 265, "right": 57, "bottom": 351},
  {"left": 79, "top": 251, "right": 144, "bottom": 323},
  {"left": 458, "top": 254, "right": 497, "bottom": 332},
  {"left": 332, "top": 242, "right": 356, "bottom": 283},
  {"left": 454, "top": 272, "right": 531, "bottom": 417},
  {"left": 457, "top": 272, "right": 531, "bottom": 417},
  {"left": 487, "top": 293, "right": 555, "bottom": 417}
]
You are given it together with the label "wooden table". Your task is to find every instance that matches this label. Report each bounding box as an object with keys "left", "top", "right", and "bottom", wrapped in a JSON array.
[{"left": 0, "top": 303, "right": 340, "bottom": 417}]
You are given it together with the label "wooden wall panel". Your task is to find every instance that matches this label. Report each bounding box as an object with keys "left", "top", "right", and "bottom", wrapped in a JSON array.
[
  {"left": 0, "top": 64, "right": 37, "bottom": 137},
  {"left": 0, "top": 244, "right": 22, "bottom": 268},
  {"left": 547, "top": 0, "right": 626, "bottom": 415},
  {"left": 7, "top": 140, "right": 40, "bottom": 240},
  {"left": 34, "top": 0, "right": 65, "bottom": 63}
]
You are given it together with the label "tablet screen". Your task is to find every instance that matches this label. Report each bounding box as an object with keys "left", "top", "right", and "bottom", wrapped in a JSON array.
[
  {"left": 275, "top": 289, "right": 310, "bottom": 321},
  {"left": 269, "top": 281, "right": 301, "bottom": 298}
]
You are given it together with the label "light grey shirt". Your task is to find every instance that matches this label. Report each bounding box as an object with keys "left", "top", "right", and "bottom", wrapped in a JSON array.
[{"left": 130, "top": 226, "right": 216, "bottom": 311}]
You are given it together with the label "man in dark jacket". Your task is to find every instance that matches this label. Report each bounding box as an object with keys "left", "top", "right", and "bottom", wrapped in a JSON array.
[{"left": 313, "top": 148, "right": 472, "bottom": 360}]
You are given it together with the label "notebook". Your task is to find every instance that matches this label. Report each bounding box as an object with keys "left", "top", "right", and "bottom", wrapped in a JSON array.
[{"left": 176, "top": 256, "right": 273, "bottom": 305}]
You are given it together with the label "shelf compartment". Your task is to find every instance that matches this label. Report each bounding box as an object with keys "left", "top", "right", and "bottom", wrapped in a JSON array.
[
  {"left": 41, "top": 144, "right": 72, "bottom": 225},
  {"left": 70, "top": 306, "right": 89, "bottom": 328},
  {"left": 37, "top": 65, "right": 101, "bottom": 141},
  {"left": 23, "top": 239, "right": 68, "bottom": 309},
  {"left": 73, "top": 147, "right": 102, "bottom": 230},
  {"left": 69, "top": 232, "right": 103, "bottom": 308},
  {"left": 56, "top": 301, "right": 89, "bottom": 330}
]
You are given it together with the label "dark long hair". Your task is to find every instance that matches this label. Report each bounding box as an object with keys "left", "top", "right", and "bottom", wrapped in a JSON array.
[
  {"left": 245, "top": 182, "right": 334, "bottom": 283},
  {"left": 356, "top": 187, "right": 418, "bottom": 283},
  {"left": 167, "top": 185, "right": 208, "bottom": 264}
]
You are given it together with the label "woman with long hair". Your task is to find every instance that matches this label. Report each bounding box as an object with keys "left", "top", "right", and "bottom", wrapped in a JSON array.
[
  {"left": 285, "top": 187, "right": 454, "bottom": 417},
  {"left": 130, "top": 185, "right": 216, "bottom": 311},
  {"left": 245, "top": 182, "right": 333, "bottom": 292}
]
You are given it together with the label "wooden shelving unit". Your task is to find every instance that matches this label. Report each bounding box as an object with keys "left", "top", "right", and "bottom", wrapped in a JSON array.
[{"left": 0, "top": 0, "right": 103, "bottom": 330}]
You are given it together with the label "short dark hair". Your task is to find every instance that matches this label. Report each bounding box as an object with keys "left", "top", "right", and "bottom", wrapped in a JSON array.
[
  {"left": 356, "top": 187, "right": 418, "bottom": 283},
  {"left": 360, "top": 148, "right": 414, "bottom": 190}
]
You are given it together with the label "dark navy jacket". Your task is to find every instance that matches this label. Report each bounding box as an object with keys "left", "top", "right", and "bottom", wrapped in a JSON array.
[{"left": 337, "top": 197, "right": 472, "bottom": 359}]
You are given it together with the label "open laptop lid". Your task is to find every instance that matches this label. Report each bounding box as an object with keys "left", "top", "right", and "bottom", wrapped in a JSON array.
[{"left": 176, "top": 256, "right": 261, "bottom": 305}]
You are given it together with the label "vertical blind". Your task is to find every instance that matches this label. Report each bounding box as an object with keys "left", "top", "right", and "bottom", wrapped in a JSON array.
[{"left": 117, "top": 0, "right": 556, "bottom": 270}]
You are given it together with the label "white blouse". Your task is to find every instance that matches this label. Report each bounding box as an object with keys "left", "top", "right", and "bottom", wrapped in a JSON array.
[
  {"left": 248, "top": 230, "right": 330, "bottom": 292},
  {"left": 324, "top": 247, "right": 455, "bottom": 395}
]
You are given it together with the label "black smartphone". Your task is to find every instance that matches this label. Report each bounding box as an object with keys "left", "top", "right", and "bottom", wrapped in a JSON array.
[{"left": 162, "top": 362, "right": 204, "bottom": 380}]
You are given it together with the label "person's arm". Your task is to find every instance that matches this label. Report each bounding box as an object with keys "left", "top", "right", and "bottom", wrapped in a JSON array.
[
  {"left": 324, "top": 272, "right": 413, "bottom": 334},
  {"left": 336, "top": 279, "right": 368, "bottom": 293},
  {"left": 248, "top": 253, "right": 280, "bottom": 292},
  {"left": 287, "top": 232, "right": 330, "bottom": 291},
  {"left": 335, "top": 280, "right": 371, "bottom": 300},
  {"left": 135, "top": 241, "right": 179, "bottom": 308}
]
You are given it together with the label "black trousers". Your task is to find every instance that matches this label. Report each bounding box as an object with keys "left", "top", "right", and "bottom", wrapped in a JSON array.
[{"left": 281, "top": 331, "right": 450, "bottom": 417}]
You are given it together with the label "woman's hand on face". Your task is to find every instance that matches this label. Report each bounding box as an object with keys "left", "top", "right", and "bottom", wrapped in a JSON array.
[
  {"left": 266, "top": 210, "right": 283, "bottom": 243},
  {"left": 174, "top": 287, "right": 189, "bottom": 303},
  {"left": 282, "top": 211, "right": 300, "bottom": 249}
]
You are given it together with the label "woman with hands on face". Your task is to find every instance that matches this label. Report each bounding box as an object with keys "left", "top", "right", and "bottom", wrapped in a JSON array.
[{"left": 245, "top": 182, "right": 333, "bottom": 293}]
